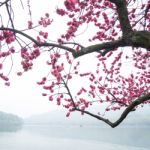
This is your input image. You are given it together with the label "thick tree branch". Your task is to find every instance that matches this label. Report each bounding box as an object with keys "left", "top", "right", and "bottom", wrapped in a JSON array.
[
  {"left": 75, "top": 93, "right": 150, "bottom": 128},
  {"left": 109, "top": 0, "right": 132, "bottom": 35},
  {"left": 131, "top": 31, "right": 150, "bottom": 48},
  {"left": 73, "top": 39, "right": 125, "bottom": 57},
  {"left": 0, "top": 27, "right": 149, "bottom": 59},
  {"left": 74, "top": 30, "right": 150, "bottom": 58},
  {"left": 112, "top": 93, "right": 150, "bottom": 127}
]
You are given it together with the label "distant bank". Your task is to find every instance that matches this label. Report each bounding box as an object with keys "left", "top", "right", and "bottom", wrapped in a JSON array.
[
  {"left": 24, "top": 108, "right": 150, "bottom": 127},
  {"left": 0, "top": 111, "right": 23, "bottom": 132}
]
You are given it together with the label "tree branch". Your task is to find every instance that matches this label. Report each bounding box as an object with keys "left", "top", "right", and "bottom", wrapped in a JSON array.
[
  {"left": 62, "top": 78, "right": 77, "bottom": 108},
  {"left": 0, "top": 27, "right": 149, "bottom": 59},
  {"left": 6, "top": 2, "right": 15, "bottom": 29},
  {"left": 73, "top": 39, "right": 125, "bottom": 57},
  {"left": 75, "top": 93, "right": 150, "bottom": 128},
  {"left": 0, "top": 27, "right": 75, "bottom": 53},
  {"left": 144, "top": 4, "right": 150, "bottom": 29},
  {"left": 0, "top": 0, "right": 10, "bottom": 7},
  {"left": 74, "top": 30, "right": 150, "bottom": 58},
  {"left": 109, "top": 0, "right": 132, "bottom": 35},
  {"left": 131, "top": 31, "right": 150, "bottom": 48}
]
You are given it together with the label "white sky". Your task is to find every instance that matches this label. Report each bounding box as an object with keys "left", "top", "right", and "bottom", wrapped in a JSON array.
[
  {"left": 0, "top": 56, "right": 59, "bottom": 118},
  {"left": 0, "top": 0, "right": 65, "bottom": 118},
  {"left": 0, "top": 0, "right": 149, "bottom": 118},
  {"left": 0, "top": 0, "right": 94, "bottom": 118},
  {"left": 0, "top": 0, "right": 99, "bottom": 117}
]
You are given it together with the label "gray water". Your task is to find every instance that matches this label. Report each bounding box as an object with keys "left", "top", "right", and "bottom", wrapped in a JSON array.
[{"left": 0, "top": 125, "right": 149, "bottom": 150}]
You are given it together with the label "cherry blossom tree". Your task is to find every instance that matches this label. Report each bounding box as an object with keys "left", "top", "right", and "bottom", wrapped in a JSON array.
[{"left": 0, "top": 0, "right": 150, "bottom": 127}]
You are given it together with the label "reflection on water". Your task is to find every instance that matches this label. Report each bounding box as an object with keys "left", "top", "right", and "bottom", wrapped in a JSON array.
[
  {"left": 23, "top": 125, "right": 150, "bottom": 148},
  {"left": 0, "top": 124, "right": 22, "bottom": 132},
  {"left": 0, "top": 111, "right": 23, "bottom": 132},
  {"left": 0, "top": 125, "right": 149, "bottom": 150}
]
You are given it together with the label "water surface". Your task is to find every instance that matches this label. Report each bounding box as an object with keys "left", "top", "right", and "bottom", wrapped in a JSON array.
[{"left": 0, "top": 125, "right": 149, "bottom": 150}]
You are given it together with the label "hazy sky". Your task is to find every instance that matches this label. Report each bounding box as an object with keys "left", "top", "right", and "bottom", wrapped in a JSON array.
[
  {"left": 0, "top": 56, "right": 60, "bottom": 117},
  {"left": 0, "top": 0, "right": 94, "bottom": 118},
  {"left": 0, "top": 0, "right": 97, "bottom": 118},
  {"left": 0, "top": 0, "right": 149, "bottom": 119},
  {"left": 0, "top": 0, "right": 65, "bottom": 118}
]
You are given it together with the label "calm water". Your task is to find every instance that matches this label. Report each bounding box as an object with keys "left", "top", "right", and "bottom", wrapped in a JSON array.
[{"left": 0, "top": 125, "right": 149, "bottom": 150}]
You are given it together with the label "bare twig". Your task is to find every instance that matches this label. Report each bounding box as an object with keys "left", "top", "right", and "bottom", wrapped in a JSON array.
[
  {"left": 0, "top": 27, "right": 75, "bottom": 53},
  {"left": 62, "top": 78, "right": 76, "bottom": 108},
  {"left": 5, "top": 1, "right": 15, "bottom": 29},
  {"left": 75, "top": 93, "right": 150, "bottom": 127},
  {"left": 0, "top": 0, "right": 10, "bottom": 7}
]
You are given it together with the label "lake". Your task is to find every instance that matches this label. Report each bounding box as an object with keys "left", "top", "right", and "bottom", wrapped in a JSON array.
[{"left": 0, "top": 125, "right": 149, "bottom": 150}]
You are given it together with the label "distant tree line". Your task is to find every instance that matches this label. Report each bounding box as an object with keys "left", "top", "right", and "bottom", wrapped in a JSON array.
[{"left": 0, "top": 111, "right": 23, "bottom": 132}]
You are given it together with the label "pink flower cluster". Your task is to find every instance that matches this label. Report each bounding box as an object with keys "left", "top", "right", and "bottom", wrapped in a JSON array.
[
  {"left": 40, "top": 47, "right": 150, "bottom": 115},
  {"left": 20, "top": 48, "right": 40, "bottom": 71},
  {"left": 38, "top": 13, "right": 53, "bottom": 28},
  {"left": 0, "top": 30, "right": 15, "bottom": 44}
]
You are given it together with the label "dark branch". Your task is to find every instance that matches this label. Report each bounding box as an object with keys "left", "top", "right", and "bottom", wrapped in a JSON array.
[
  {"left": 73, "top": 39, "right": 125, "bottom": 57},
  {"left": 0, "top": 27, "right": 75, "bottom": 53},
  {"left": 0, "top": 0, "right": 10, "bottom": 7},
  {"left": 6, "top": 2, "right": 15, "bottom": 29},
  {"left": 144, "top": 4, "right": 150, "bottom": 29},
  {"left": 75, "top": 93, "right": 150, "bottom": 128},
  {"left": 109, "top": 0, "right": 132, "bottom": 35},
  {"left": 62, "top": 78, "right": 76, "bottom": 108},
  {"left": 113, "top": 93, "right": 150, "bottom": 127},
  {"left": 74, "top": 30, "right": 150, "bottom": 58},
  {"left": 145, "top": 4, "right": 150, "bottom": 18},
  {"left": 0, "top": 27, "right": 149, "bottom": 59}
]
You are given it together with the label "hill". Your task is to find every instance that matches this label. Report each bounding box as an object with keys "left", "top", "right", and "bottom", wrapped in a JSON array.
[
  {"left": 24, "top": 106, "right": 150, "bottom": 127},
  {"left": 0, "top": 111, "right": 23, "bottom": 131}
]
